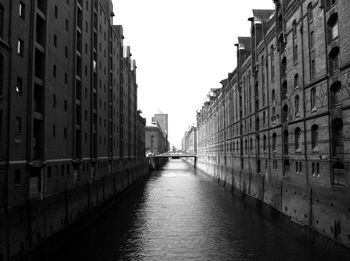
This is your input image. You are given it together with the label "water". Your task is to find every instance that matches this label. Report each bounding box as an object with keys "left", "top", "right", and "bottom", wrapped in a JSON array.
[{"left": 51, "top": 159, "right": 332, "bottom": 261}]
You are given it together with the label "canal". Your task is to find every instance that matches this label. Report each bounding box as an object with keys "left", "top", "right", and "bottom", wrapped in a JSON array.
[{"left": 49, "top": 159, "right": 331, "bottom": 261}]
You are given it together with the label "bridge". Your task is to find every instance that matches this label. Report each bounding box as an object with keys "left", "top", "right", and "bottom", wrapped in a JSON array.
[{"left": 147, "top": 151, "right": 197, "bottom": 169}]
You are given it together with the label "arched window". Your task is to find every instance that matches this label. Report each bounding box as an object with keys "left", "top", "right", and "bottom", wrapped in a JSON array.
[
  {"left": 331, "top": 81, "right": 342, "bottom": 107},
  {"left": 292, "top": 20, "right": 298, "bottom": 62},
  {"left": 332, "top": 118, "right": 343, "bottom": 156},
  {"left": 311, "top": 124, "right": 319, "bottom": 150},
  {"left": 295, "top": 95, "right": 300, "bottom": 116},
  {"left": 311, "top": 88, "right": 316, "bottom": 110},
  {"left": 0, "top": 4, "right": 4, "bottom": 38},
  {"left": 329, "top": 47, "right": 340, "bottom": 76},
  {"left": 294, "top": 74, "right": 299, "bottom": 88},
  {"left": 250, "top": 138, "right": 253, "bottom": 152},
  {"left": 327, "top": 13, "right": 338, "bottom": 42},
  {"left": 270, "top": 45, "right": 275, "bottom": 79},
  {"left": 263, "top": 135, "right": 267, "bottom": 151},
  {"left": 272, "top": 133, "right": 277, "bottom": 151},
  {"left": 256, "top": 135, "right": 260, "bottom": 155},
  {"left": 295, "top": 127, "right": 301, "bottom": 151},
  {"left": 284, "top": 130, "right": 289, "bottom": 154},
  {"left": 261, "top": 55, "right": 265, "bottom": 87},
  {"left": 282, "top": 105, "right": 288, "bottom": 123},
  {"left": 282, "top": 81, "right": 287, "bottom": 100},
  {"left": 281, "top": 57, "right": 287, "bottom": 78},
  {"left": 272, "top": 89, "right": 275, "bottom": 102}
]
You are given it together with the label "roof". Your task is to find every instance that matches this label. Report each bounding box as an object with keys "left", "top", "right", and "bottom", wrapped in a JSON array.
[
  {"left": 238, "top": 37, "right": 251, "bottom": 51},
  {"left": 252, "top": 9, "right": 275, "bottom": 23}
]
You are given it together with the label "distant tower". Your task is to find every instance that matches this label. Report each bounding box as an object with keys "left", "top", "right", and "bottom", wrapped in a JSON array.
[{"left": 152, "top": 113, "right": 168, "bottom": 135}]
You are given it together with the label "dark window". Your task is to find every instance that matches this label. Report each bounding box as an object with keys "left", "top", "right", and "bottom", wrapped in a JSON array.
[
  {"left": 65, "top": 19, "right": 68, "bottom": 31},
  {"left": 53, "top": 65, "right": 56, "bottom": 77},
  {"left": 331, "top": 81, "right": 342, "bottom": 107},
  {"left": 47, "top": 166, "right": 52, "bottom": 180},
  {"left": 64, "top": 100, "right": 67, "bottom": 111},
  {"left": 295, "top": 127, "right": 301, "bottom": 151},
  {"left": 284, "top": 130, "right": 289, "bottom": 155},
  {"left": 53, "top": 94, "right": 56, "bottom": 108},
  {"left": 64, "top": 128, "right": 67, "bottom": 138},
  {"left": 295, "top": 95, "right": 300, "bottom": 115},
  {"left": 54, "top": 5, "right": 58, "bottom": 18},
  {"left": 329, "top": 47, "right": 340, "bottom": 76},
  {"left": 65, "top": 46, "right": 68, "bottom": 58},
  {"left": 64, "top": 73, "right": 67, "bottom": 84},
  {"left": 292, "top": 21, "right": 298, "bottom": 62},
  {"left": 311, "top": 124, "right": 319, "bottom": 149},
  {"left": 16, "top": 77, "right": 23, "bottom": 95},
  {"left": 272, "top": 133, "right": 277, "bottom": 151},
  {"left": 311, "top": 88, "right": 316, "bottom": 110},
  {"left": 294, "top": 74, "right": 299, "bottom": 88},
  {"left": 19, "top": 2, "right": 25, "bottom": 19},
  {"left": 311, "top": 59, "right": 316, "bottom": 79},
  {"left": 54, "top": 34, "right": 57, "bottom": 47},
  {"left": 52, "top": 125, "right": 56, "bottom": 137},
  {"left": 263, "top": 135, "right": 267, "bottom": 151}
]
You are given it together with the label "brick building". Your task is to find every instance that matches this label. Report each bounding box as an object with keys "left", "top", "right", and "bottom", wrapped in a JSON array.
[
  {"left": 194, "top": 0, "right": 350, "bottom": 249},
  {"left": 145, "top": 123, "right": 168, "bottom": 156},
  {"left": 181, "top": 126, "right": 197, "bottom": 155},
  {"left": 0, "top": 0, "right": 147, "bottom": 260}
]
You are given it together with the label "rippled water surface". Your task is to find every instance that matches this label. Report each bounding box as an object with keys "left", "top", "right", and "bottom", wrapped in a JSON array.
[{"left": 52, "top": 159, "right": 330, "bottom": 261}]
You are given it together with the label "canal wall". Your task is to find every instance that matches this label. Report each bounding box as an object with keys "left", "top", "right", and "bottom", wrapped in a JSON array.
[
  {"left": 1, "top": 158, "right": 149, "bottom": 261},
  {"left": 184, "top": 158, "right": 350, "bottom": 256}
]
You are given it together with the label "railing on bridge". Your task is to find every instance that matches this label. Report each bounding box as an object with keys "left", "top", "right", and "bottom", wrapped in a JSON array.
[{"left": 147, "top": 152, "right": 197, "bottom": 168}]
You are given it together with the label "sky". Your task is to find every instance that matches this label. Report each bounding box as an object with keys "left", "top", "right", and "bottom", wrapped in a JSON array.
[{"left": 113, "top": 0, "right": 274, "bottom": 148}]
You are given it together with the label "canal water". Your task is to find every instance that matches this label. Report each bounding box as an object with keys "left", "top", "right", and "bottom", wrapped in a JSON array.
[{"left": 51, "top": 159, "right": 332, "bottom": 261}]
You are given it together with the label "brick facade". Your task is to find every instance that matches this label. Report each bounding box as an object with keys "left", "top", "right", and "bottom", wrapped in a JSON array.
[{"left": 194, "top": 0, "right": 350, "bottom": 249}]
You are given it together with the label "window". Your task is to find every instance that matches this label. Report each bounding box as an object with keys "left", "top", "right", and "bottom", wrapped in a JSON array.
[
  {"left": 295, "top": 127, "right": 301, "bottom": 151},
  {"left": 263, "top": 135, "right": 267, "bottom": 151},
  {"left": 329, "top": 47, "right": 340, "bottom": 76},
  {"left": 64, "top": 73, "right": 67, "bottom": 84},
  {"left": 0, "top": 4, "right": 4, "bottom": 38},
  {"left": 292, "top": 21, "right": 298, "bottom": 62},
  {"left": 19, "top": 2, "right": 25, "bottom": 19},
  {"left": 53, "top": 65, "right": 56, "bottom": 77},
  {"left": 64, "top": 100, "right": 67, "bottom": 111},
  {"left": 54, "top": 5, "right": 58, "bottom": 18},
  {"left": 331, "top": 81, "right": 342, "bottom": 107},
  {"left": 295, "top": 95, "right": 300, "bottom": 116},
  {"left": 312, "top": 162, "right": 320, "bottom": 176},
  {"left": 284, "top": 130, "right": 289, "bottom": 155},
  {"left": 53, "top": 94, "right": 56, "bottom": 107},
  {"left": 327, "top": 13, "right": 338, "bottom": 42},
  {"left": 65, "top": 19, "right": 68, "bottom": 31},
  {"left": 272, "top": 133, "right": 277, "bottom": 151},
  {"left": 294, "top": 74, "right": 299, "bottom": 88},
  {"left": 16, "top": 77, "right": 23, "bottom": 95},
  {"left": 15, "top": 169, "right": 21, "bottom": 185},
  {"left": 311, "top": 124, "right": 319, "bottom": 150},
  {"left": 47, "top": 166, "right": 52, "bottom": 180},
  {"left": 272, "top": 89, "right": 275, "bottom": 102},
  {"left": 52, "top": 125, "right": 56, "bottom": 137},
  {"left": 17, "top": 39, "right": 24, "bottom": 56},
  {"left": 64, "top": 128, "right": 67, "bottom": 138},
  {"left": 65, "top": 46, "right": 68, "bottom": 58},
  {"left": 311, "top": 88, "right": 316, "bottom": 110},
  {"left": 16, "top": 117, "right": 22, "bottom": 134},
  {"left": 54, "top": 34, "right": 57, "bottom": 47}
]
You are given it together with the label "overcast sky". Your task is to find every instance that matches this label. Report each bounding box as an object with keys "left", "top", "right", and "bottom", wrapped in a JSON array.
[{"left": 113, "top": 0, "right": 274, "bottom": 148}]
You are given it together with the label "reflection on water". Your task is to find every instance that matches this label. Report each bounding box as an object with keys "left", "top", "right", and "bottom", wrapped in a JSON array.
[{"left": 51, "top": 159, "right": 331, "bottom": 261}]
